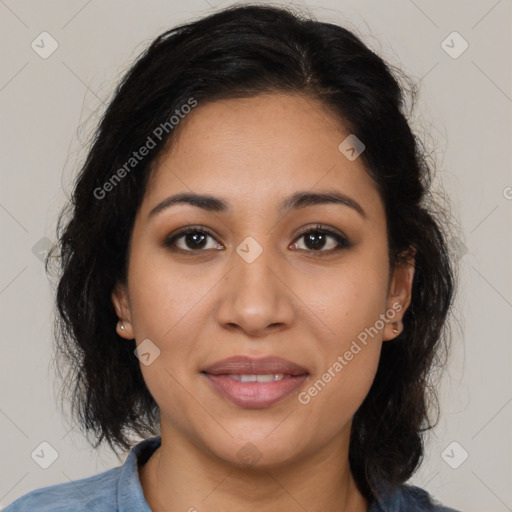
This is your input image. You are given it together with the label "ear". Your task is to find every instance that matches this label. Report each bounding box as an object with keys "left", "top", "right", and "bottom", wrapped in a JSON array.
[
  {"left": 111, "top": 282, "right": 135, "bottom": 340},
  {"left": 383, "top": 247, "right": 416, "bottom": 341}
]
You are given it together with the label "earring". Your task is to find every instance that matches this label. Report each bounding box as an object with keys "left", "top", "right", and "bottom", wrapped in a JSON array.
[
  {"left": 119, "top": 322, "right": 125, "bottom": 331},
  {"left": 392, "top": 323, "right": 400, "bottom": 334}
]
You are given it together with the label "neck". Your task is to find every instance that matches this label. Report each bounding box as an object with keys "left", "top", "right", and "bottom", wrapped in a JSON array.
[{"left": 139, "top": 423, "right": 369, "bottom": 512}]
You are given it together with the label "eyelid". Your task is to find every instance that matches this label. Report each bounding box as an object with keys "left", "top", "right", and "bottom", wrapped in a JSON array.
[
  {"left": 291, "top": 224, "right": 351, "bottom": 251},
  {"left": 164, "top": 223, "right": 351, "bottom": 253},
  {"left": 163, "top": 225, "right": 222, "bottom": 250},
  {"left": 293, "top": 223, "right": 347, "bottom": 240}
]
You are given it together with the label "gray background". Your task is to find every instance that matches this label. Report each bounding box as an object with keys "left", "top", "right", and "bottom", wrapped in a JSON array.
[{"left": 1, "top": 0, "right": 511, "bottom": 510}]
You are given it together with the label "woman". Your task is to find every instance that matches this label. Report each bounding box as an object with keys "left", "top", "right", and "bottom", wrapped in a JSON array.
[{"left": 5, "top": 4, "right": 460, "bottom": 511}]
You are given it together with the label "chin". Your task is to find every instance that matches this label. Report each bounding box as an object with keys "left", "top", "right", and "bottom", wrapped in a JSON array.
[{"left": 202, "top": 427, "right": 309, "bottom": 470}]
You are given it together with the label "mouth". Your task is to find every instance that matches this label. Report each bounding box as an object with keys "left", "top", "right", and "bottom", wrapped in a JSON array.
[{"left": 201, "top": 355, "right": 309, "bottom": 409}]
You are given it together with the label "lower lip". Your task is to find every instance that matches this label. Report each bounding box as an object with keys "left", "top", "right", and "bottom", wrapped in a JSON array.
[{"left": 203, "top": 373, "right": 308, "bottom": 408}]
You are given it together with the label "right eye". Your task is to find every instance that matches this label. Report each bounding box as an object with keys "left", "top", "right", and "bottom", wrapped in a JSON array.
[{"left": 163, "top": 226, "right": 224, "bottom": 253}]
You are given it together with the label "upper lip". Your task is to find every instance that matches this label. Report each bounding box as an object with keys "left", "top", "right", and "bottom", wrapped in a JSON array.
[{"left": 202, "top": 356, "right": 308, "bottom": 376}]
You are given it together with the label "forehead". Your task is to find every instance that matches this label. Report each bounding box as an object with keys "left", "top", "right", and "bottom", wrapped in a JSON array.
[{"left": 142, "top": 93, "right": 382, "bottom": 218}]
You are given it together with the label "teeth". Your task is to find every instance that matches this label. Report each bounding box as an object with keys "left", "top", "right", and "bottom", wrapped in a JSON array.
[{"left": 227, "top": 374, "right": 285, "bottom": 382}]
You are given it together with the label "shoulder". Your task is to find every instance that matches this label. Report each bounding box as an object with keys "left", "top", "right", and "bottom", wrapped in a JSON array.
[
  {"left": 2, "top": 466, "right": 121, "bottom": 511},
  {"left": 400, "top": 484, "right": 461, "bottom": 511},
  {"left": 2, "top": 436, "right": 160, "bottom": 512},
  {"left": 372, "top": 483, "right": 462, "bottom": 512}
]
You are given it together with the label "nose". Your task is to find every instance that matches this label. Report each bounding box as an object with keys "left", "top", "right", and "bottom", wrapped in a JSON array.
[{"left": 215, "top": 241, "right": 295, "bottom": 337}]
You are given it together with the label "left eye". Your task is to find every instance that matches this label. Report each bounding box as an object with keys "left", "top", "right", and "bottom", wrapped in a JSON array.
[{"left": 290, "top": 227, "right": 349, "bottom": 252}]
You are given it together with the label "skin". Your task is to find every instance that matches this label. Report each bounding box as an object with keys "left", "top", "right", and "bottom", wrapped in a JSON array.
[{"left": 112, "top": 92, "right": 415, "bottom": 512}]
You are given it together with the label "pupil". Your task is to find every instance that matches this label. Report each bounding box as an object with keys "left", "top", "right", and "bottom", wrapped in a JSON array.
[
  {"left": 187, "top": 232, "right": 206, "bottom": 249},
  {"left": 306, "top": 232, "right": 325, "bottom": 250}
]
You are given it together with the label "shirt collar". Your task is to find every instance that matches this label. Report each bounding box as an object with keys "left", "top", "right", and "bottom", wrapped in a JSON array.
[
  {"left": 370, "top": 481, "right": 404, "bottom": 512},
  {"left": 117, "top": 436, "right": 161, "bottom": 512}
]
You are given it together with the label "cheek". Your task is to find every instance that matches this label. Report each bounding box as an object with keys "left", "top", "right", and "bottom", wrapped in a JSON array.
[
  {"left": 125, "top": 246, "right": 214, "bottom": 405},
  {"left": 296, "top": 254, "right": 389, "bottom": 349},
  {"left": 292, "top": 253, "right": 388, "bottom": 421},
  {"left": 126, "top": 245, "right": 212, "bottom": 339},
  {"left": 296, "top": 272, "right": 386, "bottom": 435}
]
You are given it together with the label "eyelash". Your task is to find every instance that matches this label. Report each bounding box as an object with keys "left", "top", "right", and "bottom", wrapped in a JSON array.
[{"left": 163, "top": 224, "right": 351, "bottom": 256}]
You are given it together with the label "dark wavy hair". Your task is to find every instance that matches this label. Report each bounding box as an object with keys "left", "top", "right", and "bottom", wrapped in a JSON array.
[{"left": 47, "top": 3, "right": 455, "bottom": 500}]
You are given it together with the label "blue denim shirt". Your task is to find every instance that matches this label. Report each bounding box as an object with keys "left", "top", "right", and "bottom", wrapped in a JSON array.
[{"left": 4, "top": 436, "right": 460, "bottom": 511}]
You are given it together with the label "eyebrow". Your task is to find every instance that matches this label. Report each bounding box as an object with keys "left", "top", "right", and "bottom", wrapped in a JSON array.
[{"left": 148, "top": 190, "right": 366, "bottom": 219}]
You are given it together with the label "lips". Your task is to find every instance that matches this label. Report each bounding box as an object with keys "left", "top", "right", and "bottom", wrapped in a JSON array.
[
  {"left": 201, "top": 356, "right": 309, "bottom": 408},
  {"left": 202, "top": 355, "right": 309, "bottom": 376}
]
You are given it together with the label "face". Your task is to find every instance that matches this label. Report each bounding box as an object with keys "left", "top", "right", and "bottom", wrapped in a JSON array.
[{"left": 112, "top": 92, "right": 414, "bottom": 469}]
